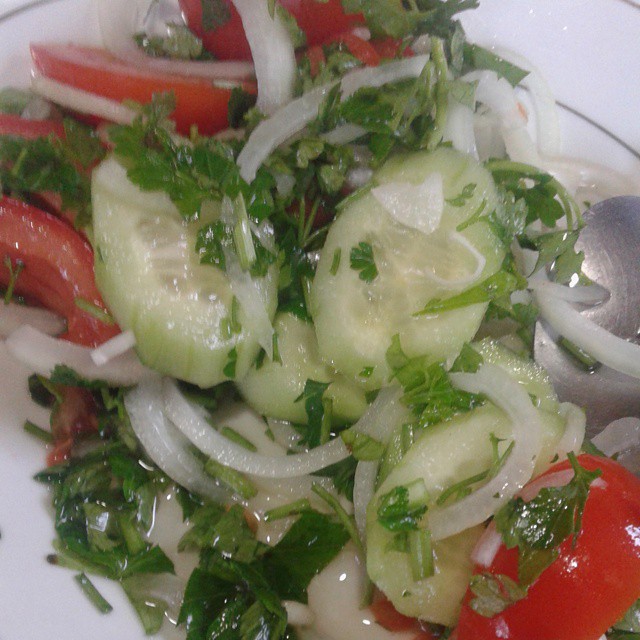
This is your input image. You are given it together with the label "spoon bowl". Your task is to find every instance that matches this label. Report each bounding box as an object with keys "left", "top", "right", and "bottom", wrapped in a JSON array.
[{"left": 534, "top": 196, "right": 640, "bottom": 438}]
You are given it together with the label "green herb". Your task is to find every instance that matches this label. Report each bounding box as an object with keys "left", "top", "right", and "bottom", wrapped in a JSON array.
[
  {"left": 23, "top": 419, "right": 53, "bottom": 444},
  {"left": 559, "top": 337, "right": 599, "bottom": 371},
  {"left": 204, "top": 457, "right": 257, "bottom": 500},
  {"left": 220, "top": 426, "right": 257, "bottom": 452},
  {"left": 0, "top": 118, "right": 104, "bottom": 226},
  {"left": 264, "top": 498, "right": 312, "bottom": 522},
  {"left": 463, "top": 44, "right": 529, "bottom": 86},
  {"left": 295, "top": 379, "right": 331, "bottom": 447},
  {"left": 310, "top": 483, "right": 366, "bottom": 572},
  {"left": 74, "top": 297, "right": 115, "bottom": 325},
  {"left": 436, "top": 434, "right": 513, "bottom": 505},
  {"left": 415, "top": 268, "right": 527, "bottom": 316},
  {"left": 350, "top": 241, "right": 378, "bottom": 282},
  {"left": 74, "top": 573, "right": 113, "bottom": 614},
  {"left": 494, "top": 452, "right": 602, "bottom": 587},
  {"left": 386, "top": 335, "right": 481, "bottom": 428},
  {"left": 330, "top": 247, "right": 342, "bottom": 275},
  {"left": 377, "top": 481, "right": 428, "bottom": 532},
  {"left": 341, "top": 0, "right": 478, "bottom": 39},
  {"left": 340, "top": 429, "right": 385, "bottom": 461},
  {"left": 468, "top": 573, "right": 527, "bottom": 617},
  {"left": 0, "top": 87, "right": 34, "bottom": 114},
  {"left": 223, "top": 346, "right": 238, "bottom": 379},
  {"left": 408, "top": 528, "right": 434, "bottom": 581},
  {"left": 446, "top": 183, "right": 477, "bottom": 207},
  {"left": 3, "top": 256, "right": 23, "bottom": 304},
  {"left": 487, "top": 159, "right": 582, "bottom": 231},
  {"left": 135, "top": 24, "right": 205, "bottom": 60}
]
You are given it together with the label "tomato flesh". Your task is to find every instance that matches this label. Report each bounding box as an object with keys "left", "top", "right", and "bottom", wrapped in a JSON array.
[
  {"left": 30, "top": 43, "right": 244, "bottom": 136},
  {"left": 454, "top": 454, "right": 640, "bottom": 640},
  {"left": 0, "top": 113, "right": 65, "bottom": 139},
  {"left": 179, "top": 0, "right": 364, "bottom": 60},
  {"left": 0, "top": 197, "right": 119, "bottom": 347}
]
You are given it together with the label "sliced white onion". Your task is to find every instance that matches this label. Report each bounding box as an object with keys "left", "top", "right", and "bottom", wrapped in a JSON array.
[
  {"left": 429, "top": 363, "right": 543, "bottom": 540},
  {"left": 519, "top": 468, "right": 607, "bottom": 503},
  {"left": 222, "top": 241, "right": 275, "bottom": 360},
  {"left": 592, "top": 417, "right": 640, "bottom": 457},
  {"left": 555, "top": 402, "right": 586, "bottom": 457},
  {"left": 350, "top": 387, "right": 411, "bottom": 540},
  {"left": 0, "top": 302, "right": 65, "bottom": 338},
  {"left": 321, "top": 123, "right": 367, "bottom": 146},
  {"left": 231, "top": 0, "right": 296, "bottom": 114},
  {"left": 237, "top": 55, "right": 429, "bottom": 183},
  {"left": 463, "top": 70, "right": 541, "bottom": 165},
  {"left": 416, "top": 231, "right": 487, "bottom": 289},
  {"left": 492, "top": 47, "right": 561, "bottom": 158},
  {"left": 372, "top": 173, "right": 444, "bottom": 236},
  {"left": 534, "top": 286, "right": 640, "bottom": 379},
  {"left": 5, "top": 324, "right": 151, "bottom": 386},
  {"left": 125, "top": 376, "right": 231, "bottom": 503},
  {"left": 283, "top": 601, "right": 315, "bottom": 627},
  {"left": 346, "top": 166, "right": 374, "bottom": 190},
  {"left": 266, "top": 418, "right": 303, "bottom": 450},
  {"left": 31, "top": 74, "right": 137, "bottom": 125},
  {"left": 90, "top": 330, "right": 137, "bottom": 366},
  {"left": 443, "top": 97, "right": 478, "bottom": 158},
  {"left": 163, "top": 378, "right": 349, "bottom": 478},
  {"left": 470, "top": 523, "right": 502, "bottom": 568},
  {"left": 529, "top": 279, "right": 609, "bottom": 305},
  {"left": 353, "top": 460, "right": 378, "bottom": 541}
]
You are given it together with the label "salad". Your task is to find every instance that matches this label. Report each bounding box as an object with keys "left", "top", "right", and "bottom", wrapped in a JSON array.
[{"left": 1, "top": 1, "right": 640, "bottom": 640}]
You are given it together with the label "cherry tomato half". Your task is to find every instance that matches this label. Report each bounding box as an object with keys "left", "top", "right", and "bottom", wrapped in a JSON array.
[
  {"left": 453, "top": 454, "right": 640, "bottom": 640},
  {"left": 0, "top": 197, "right": 119, "bottom": 347}
]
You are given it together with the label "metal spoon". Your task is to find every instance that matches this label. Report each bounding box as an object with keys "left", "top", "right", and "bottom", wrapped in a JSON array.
[{"left": 534, "top": 196, "right": 640, "bottom": 439}]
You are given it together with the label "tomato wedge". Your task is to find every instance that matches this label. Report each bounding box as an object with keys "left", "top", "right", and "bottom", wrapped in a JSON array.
[
  {"left": 179, "top": 0, "right": 364, "bottom": 60},
  {"left": 453, "top": 454, "right": 640, "bottom": 640},
  {"left": 0, "top": 196, "right": 119, "bottom": 347},
  {"left": 30, "top": 43, "right": 246, "bottom": 135}
]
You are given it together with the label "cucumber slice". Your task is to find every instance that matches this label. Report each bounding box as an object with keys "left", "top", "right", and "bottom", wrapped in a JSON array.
[
  {"left": 91, "top": 157, "right": 278, "bottom": 387},
  {"left": 367, "top": 403, "right": 566, "bottom": 626},
  {"left": 237, "top": 312, "right": 368, "bottom": 424},
  {"left": 366, "top": 340, "right": 565, "bottom": 625},
  {"left": 310, "top": 147, "right": 505, "bottom": 389}
]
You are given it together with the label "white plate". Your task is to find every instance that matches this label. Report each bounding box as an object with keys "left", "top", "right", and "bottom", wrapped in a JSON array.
[{"left": 0, "top": 2, "right": 639, "bottom": 639}]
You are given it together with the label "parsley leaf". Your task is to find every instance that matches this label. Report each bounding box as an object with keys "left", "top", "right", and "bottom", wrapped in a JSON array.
[
  {"left": 377, "top": 482, "right": 429, "bottom": 532},
  {"left": 350, "top": 241, "right": 378, "bottom": 282},
  {"left": 295, "top": 379, "right": 331, "bottom": 448},
  {"left": 494, "top": 453, "right": 602, "bottom": 587}
]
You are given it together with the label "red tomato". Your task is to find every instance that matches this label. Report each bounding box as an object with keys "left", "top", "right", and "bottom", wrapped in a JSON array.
[
  {"left": 0, "top": 113, "right": 65, "bottom": 139},
  {"left": 453, "top": 454, "right": 640, "bottom": 640},
  {"left": 0, "top": 197, "right": 119, "bottom": 347},
  {"left": 371, "top": 596, "right": 437, "bottom": 640},
  {"left": 179, "top": 0, "right": 364, "bottom": 60},
  {"left": 30, "top": 43, "right": 247, "bottom": 136}
]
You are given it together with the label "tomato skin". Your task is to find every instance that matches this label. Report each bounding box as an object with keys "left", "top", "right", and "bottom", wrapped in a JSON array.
[
  {"left": 0, "top": 197, "right": 119, "bottom": 347},
  {"left": 30, "top": 43, "right": 245, "bottom": 136},
  {"left": 179, "top": 0, "right": 363, "bottom": 60},
  {"left": 0, "top": 113, "right": 65, "bottom": 139},
  {"left": 453, "top": 455, "right": 640, "bottom": 640}
]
